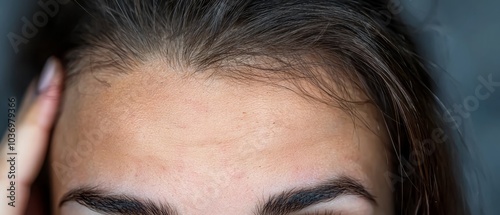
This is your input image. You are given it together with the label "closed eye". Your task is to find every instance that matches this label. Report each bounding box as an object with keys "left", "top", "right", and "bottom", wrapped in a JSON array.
[{"left": 302, "top": 211, "right": 342, "bottom": 215}]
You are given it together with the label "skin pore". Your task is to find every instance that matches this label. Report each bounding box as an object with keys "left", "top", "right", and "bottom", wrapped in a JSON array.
[{"left": 49, "top": 66, "right": 393, "bottom": 215}]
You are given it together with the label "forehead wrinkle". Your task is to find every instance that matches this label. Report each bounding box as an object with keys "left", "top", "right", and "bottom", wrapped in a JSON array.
[
  {"left": 55, "top": 67, "right": 388, "bottom": 173},
  {"left": 57, "top": 68, "right": 386, "bottom": 171}
]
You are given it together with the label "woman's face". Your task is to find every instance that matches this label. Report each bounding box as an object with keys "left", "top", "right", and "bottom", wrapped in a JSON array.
[{"left": 49, "top": 70, "right": 393, "bottom": 215}]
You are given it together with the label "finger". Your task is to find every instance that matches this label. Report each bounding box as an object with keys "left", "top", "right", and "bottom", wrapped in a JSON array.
[
  {"left": 0, "top": 57, "right": 64, "bottom": 215},
  {"left": 19, "top": 57, "right": 64, "bottom": 187}
]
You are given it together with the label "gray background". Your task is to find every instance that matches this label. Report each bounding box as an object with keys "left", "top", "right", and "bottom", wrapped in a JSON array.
[{"left": 1, "top": 0, "right": 498, "bottom": 214}]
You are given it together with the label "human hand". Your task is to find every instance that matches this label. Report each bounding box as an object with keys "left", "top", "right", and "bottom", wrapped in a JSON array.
[{"left": 0, "top": 57, "right": 64, "bottom": 215}]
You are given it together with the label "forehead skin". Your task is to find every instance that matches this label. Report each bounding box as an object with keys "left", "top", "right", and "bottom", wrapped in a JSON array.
[{"left": 49, "top": 69, "right": 392, "bottom": 215}]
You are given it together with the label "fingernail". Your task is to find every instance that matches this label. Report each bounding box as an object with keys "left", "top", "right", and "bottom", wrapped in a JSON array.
[{"left": 37, "top": 57, "right": 56, "bottom": 94}]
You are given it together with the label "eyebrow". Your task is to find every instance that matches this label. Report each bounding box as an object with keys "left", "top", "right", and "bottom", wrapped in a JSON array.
[
  {"left": 256, "top": 176, "right": 376, "bottom": 215},
  {"left": 59, "top": 187, "right": 178, "bottom": 215},
  {"left": 60, "top": 176, "right": 375, "bottom": 215}
]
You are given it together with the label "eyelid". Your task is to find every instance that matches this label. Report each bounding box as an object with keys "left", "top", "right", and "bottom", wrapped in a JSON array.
[{"left": 301, "top": 211, "right": 342, "bottom": 215}]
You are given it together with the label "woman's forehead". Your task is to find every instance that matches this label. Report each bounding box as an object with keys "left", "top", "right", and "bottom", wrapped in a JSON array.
[
  {"left": 50, "top": 69, "right": 392, "bottom": 212},
  {"left": 58, "top": 69, "right": 383, "bottom": 144}
]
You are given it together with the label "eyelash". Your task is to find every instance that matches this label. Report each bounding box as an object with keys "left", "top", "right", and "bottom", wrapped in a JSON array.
[{"left": 302, "top": 211, "right": 342, "bottom": 215}]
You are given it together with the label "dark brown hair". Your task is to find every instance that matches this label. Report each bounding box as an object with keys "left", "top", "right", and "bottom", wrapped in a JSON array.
[{"left": 62, "top": 0, "right": 469, "bottom": 214}]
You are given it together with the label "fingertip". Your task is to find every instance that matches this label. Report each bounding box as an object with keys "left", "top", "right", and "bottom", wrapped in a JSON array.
[
  {"left": 38, "top": 57, "right": 64, "bottom": 98},
  {"left": 20, "top": 57, "right": 64, "bottom": 131},
  {"left": 32, "top": 57, "right": 65, "bottom": 129},
  {"left": 37, "top": 57, "right": 57, "bottom": 94}
]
